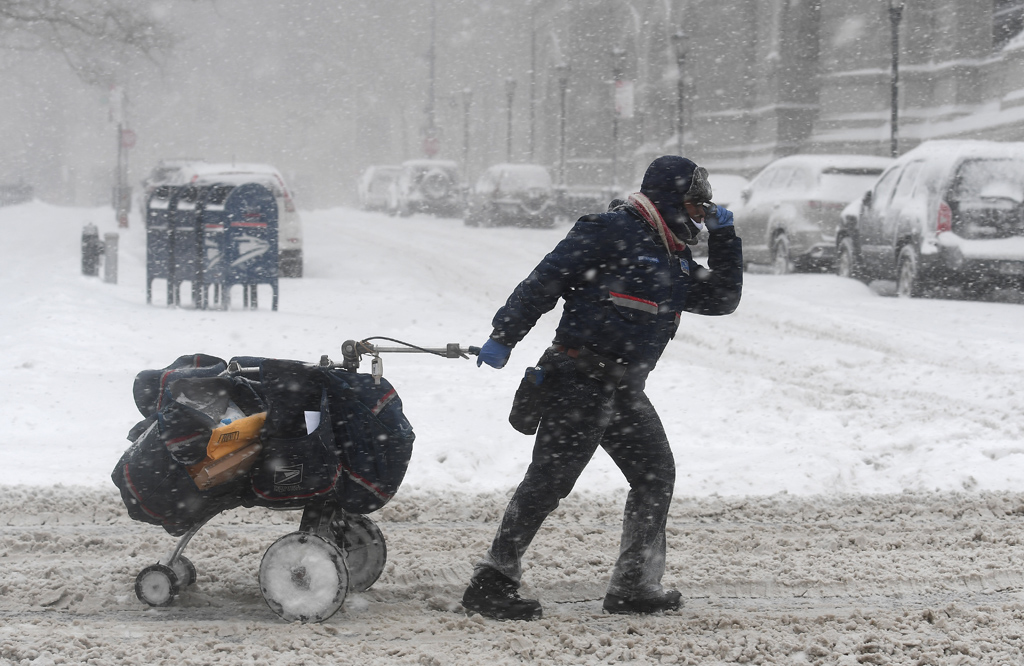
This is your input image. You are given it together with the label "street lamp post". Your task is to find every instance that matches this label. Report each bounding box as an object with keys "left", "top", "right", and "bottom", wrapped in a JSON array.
[
  {"left": 671, "top": 31, "right": 686, "bottom": 157},
  {"left": 462, "top": 88, "right": 473, "bottom": 177},
  {"left": 424, "top": 0, "right": 438, "bottom": 157},
  {"left": 611, "top": 47, "right": 627, "bottom": 190},
  {"left": 889, "top": 0, "right": 905, "bottom": 158},
  {"left": 505, "top": 77, "right": 517, "bottom": 162},
  {"left": 555, "top": 63, "right": 570, "bottom": 185},
  {"left": 529, "top": 1, "right": 537, "bottom": 162}
]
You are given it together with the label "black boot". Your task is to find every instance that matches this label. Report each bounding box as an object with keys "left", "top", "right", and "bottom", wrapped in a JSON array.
[
  {"left": 603, "top": 589, "right": 682, "bottom": 615},
  {"left": 462, "top": 567, "right": 542, "bottom": 620}
]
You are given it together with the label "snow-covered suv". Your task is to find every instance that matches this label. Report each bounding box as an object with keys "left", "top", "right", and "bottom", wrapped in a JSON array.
[
  {"left": 389, "top": 160, "right": 463, "bottom": 218},
  {"left": 836, "top": 140, "right": 1024, "bottom": 298},
  {"left": 465, "top": 163, "right": 556, "bottom": 228}
]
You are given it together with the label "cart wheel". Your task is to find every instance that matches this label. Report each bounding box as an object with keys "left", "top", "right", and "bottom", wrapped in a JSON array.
[
  {"left": 135, "top": 564, "right": 178, "bottom": 607},
  {"left": 259, "top": 532, "right": 349, "bottom": 623},
  {"left": 334, "top": 514, "right": 387, "bottom": 593},
  {"left": 171, "top": 555, "right": 197, "bottom": 587}
]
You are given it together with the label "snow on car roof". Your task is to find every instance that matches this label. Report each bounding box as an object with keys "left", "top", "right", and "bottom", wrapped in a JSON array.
[
  {"left": 401, "top": 159, "right": 459, "bottom": 169},
  {"left": 183, "top": 162, "right": 284, "bottom": 179},
  {"left": 486, "top": 163, "right": 550, "bottom": 174},
  {"left": 897, "top": 139, "right": 1024, "bottom": 163},
  {"left": 763, "top": 154, "right": 894, "bottom": 172},
  {"left": 174, "top": 163, "right": 292, "bottom": 193}
]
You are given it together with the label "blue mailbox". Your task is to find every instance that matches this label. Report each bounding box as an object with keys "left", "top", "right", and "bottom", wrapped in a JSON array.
[
  {"left": 220, "top": 182, "right": 279, "bottom": 310},
  {"left": 145, "top": 186, "right": 207, "bottom": 307},
  {"left": 145, "top": 182, "right": 279, "bottom": 310},
  {"left": 194, "top": 184, "right": 234, "bottom": 309},
  {"left": 145, "top": 186, "right": 175, "bottom": 305}
]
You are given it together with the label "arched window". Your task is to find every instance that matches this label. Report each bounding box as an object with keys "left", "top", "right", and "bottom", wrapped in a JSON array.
[{"left": 994, "top": 0, "right": 1024, "bottom": 48}]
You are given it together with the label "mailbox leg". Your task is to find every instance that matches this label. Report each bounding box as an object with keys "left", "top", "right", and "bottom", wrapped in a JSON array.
[
  {"left": 250, "top": 285, "right": 258, "bottom": 310},
  {"left": 272, "top": 282, "right": 278, "bottom": 311}
]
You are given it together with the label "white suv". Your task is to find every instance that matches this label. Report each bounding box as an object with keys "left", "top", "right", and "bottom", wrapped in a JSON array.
[{"left": 176, "top": 163, "right": 304, "bottom": 277}]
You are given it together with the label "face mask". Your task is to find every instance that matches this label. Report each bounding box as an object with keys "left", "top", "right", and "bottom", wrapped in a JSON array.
[{"left": 654, "top": 198, "right": 705, "bottom": 243}]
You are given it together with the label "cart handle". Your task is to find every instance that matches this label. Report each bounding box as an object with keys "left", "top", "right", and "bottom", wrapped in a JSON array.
[
  {"left": 341, "top": 337, "right": 480, "bottom": 379},
  {"left": 225, "top": 338, "right": 480, "bottom": 384}
]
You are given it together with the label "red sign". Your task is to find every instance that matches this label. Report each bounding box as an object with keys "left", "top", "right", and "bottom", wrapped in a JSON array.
[
  {"left": 423, "top": 135, "right": 440, "bottom": 157},
  {"left": 121, "top": 128, "right": 137, "bottom": 149}
]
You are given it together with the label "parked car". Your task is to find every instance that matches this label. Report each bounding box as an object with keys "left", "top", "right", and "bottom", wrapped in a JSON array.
[
  {"left": 734, "top": 154, "right": 892, "bottom": 273},
  {"left": 140, "top": 159, "right": 205, "bottom": 215},
  {"left": 389, "top": 159, "right": 463, "bottom": 217},
  {"left": 709, "top": 173, "right": 750, "bottom": 209},
  {"left": 357, "top": 165, "right": 400, "bottom": 212},
  {"left": 174, "top": 162, "right": 304, "bottom": 278},
  {"left": 0, "top": 182, "right": 33, "bottom": 207},
  {"left": 465, "top": 163, "right": 556, "bottom": 228},
  {"left": 836, "top": 140, "right": 1024, "bottom": 298}
]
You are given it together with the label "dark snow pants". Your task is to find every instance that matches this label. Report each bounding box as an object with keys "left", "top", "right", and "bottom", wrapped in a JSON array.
[{"left": 478, "top": 350, "right": 676, "bottom": 599}]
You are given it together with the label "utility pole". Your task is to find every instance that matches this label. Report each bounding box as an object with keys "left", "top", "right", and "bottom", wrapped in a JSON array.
[
  {"left": 555, "top": 63, "right": 570, "bottom": 185},
  {"left": 671, "top": 31, "right": 686, "bottom": 157},
  {"left": 529, "top": 1, "right": 537, "bottom": 162},
  {"left": 110, "top": 85, "right": 133, "bottom": 228},
  {"left": 505, "top": 77, "right": 517, "bottom": 162},
  {"left": 424, "top": 0, "right": 440, "bottom": 157},
  {"left": 462, "top": 88, "right": 473, "bottom": 177},
  {"left": 889, "top": 0, "right": 905, "bottom": 158},
  {"left": 611, "top": 47, "right": 627, "bottom": 190}
]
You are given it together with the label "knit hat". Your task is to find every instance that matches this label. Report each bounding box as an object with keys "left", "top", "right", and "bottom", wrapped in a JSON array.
[{"left": 640, "top": 156, "right": 713, "bottom": 203}]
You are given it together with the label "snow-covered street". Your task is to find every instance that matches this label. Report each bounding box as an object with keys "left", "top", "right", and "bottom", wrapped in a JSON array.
[
  {"left": 2, "top": 487, "right": 1023, "bottom": 664},
  {"left": 2, "top": 202, "right": 1024, "bottom": 664}
]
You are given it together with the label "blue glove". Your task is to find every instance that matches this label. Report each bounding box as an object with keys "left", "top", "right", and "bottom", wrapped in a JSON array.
[
  {"left": 477, "top": 339, "right": 512, "bottom": 369},
  {"left": 705, "top": 204, "right": 734, "bottom": 231}
]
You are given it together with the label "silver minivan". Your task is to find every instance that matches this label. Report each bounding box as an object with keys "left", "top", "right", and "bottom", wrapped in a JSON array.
[{"left": 836, "top": 140, "right": 1024, "bottom": 298}]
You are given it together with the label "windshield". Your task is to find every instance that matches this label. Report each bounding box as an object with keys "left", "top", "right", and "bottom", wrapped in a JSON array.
[
  {"left": 819, "top": 168, "right": 886, "bottom": 202},
  {"left": 951, "top": 159, "right": 1024, "bottom": 202}
]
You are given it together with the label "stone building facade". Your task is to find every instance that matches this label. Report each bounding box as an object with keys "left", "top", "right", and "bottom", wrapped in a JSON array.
[{"left": 531, "top": 0, "right": 1024, "bottom": 186}]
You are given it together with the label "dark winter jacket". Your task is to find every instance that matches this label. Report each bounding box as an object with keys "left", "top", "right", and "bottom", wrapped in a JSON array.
[{"left": 490, "top": 206, "right": 743, "bottom": 390}]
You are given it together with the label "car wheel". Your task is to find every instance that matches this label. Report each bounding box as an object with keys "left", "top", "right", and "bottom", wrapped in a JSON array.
[
  {"left": 279, "top": 250, "right": 303, "bottom": 278},
  {"left": 771, "top": 234, "right": 791, "bottom": 275},
  {"left": 896, "top": 245, "right": 921, "bottom": 298},
  {"left": 835, "top": 236, "right": 864, "bottom": 282}
]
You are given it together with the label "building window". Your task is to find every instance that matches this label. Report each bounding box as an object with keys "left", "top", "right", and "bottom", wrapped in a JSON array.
[{"left": 994, "top": 0, "right": 1024, "bottom": 48}]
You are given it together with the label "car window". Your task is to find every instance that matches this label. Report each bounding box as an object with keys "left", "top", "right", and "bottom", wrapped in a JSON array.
[
  {"left": 751, "top": 167, "right": 778, "bottom": 191},
  {"left": 499, "top": 168, "right": 551, "bottom": 192},
  {"left": 786, "top": 168, "right": 814, "bottom": 191},
  {"left": 950, "top": 158, "right": 1024, "bottom": 202},
  {"left": 767, "top": 168, "right": 793, "bottom": 190},
  {"left": 369, "top": 174, "right": 392, "bottom": 195},
  {"left": 870, "top": 166, "right": 902, "bottom": 210},
  {"left": 475, "top": 171, "right": 498, "bottom": 194},
  {"left": 818, "top": 167, "right": 887, "bottom": 202},
  {"left": 891, "top": 161, "right": 924, "bottom": 201}
]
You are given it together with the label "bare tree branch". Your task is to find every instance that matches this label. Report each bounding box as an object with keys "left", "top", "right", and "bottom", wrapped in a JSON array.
[{"left": 0, "top": 0, "right": 179, "bottom": 85}]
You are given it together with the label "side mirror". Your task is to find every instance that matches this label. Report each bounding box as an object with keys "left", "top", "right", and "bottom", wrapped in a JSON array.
[{"left": 862, "top": 190, "right": 873, "bottom": 208}]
